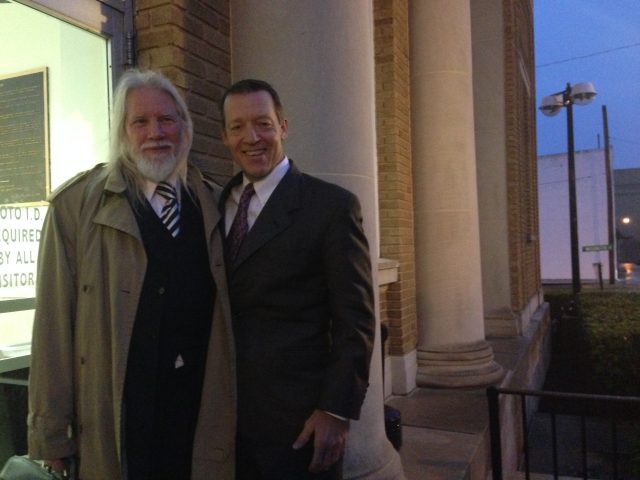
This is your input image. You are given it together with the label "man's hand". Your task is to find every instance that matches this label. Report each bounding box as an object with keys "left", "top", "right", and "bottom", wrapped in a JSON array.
[{"left": 292, "top": 409, "right": 350, "bottom": 473}]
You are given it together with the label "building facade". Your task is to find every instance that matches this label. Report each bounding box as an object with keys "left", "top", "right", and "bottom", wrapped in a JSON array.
[
  {"left": 615, "top": 168, "right": 640, "bottom": 266},
  {"left": 1, "top": 1, "right": 546, "bottom": 477},
  {"left": 538, "top": 148, "right": 616, "bottom": 284}
]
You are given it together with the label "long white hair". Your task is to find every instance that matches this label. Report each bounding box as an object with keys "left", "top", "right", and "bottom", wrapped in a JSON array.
[{"left": 108, "top": 69, "right": 193, "bottom": 202}]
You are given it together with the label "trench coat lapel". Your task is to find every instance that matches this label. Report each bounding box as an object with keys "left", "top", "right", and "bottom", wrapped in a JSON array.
[
  {"left": 188, "top": 166, "right": 221, "bottom": 246},
  {"left": 92, "top": 166, "right": 224, "bottom": 245},
  {"left": 219, "top": 171, "right": 242, "bottom": 231},
  {"left": 188, "top": 166, "right": 226, "bottom": 281},
  {"left": 93, "top": 168, "right": 142, "bottom": 240}
]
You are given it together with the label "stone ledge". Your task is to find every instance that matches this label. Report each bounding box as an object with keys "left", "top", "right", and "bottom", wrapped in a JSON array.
[{"left": 379, "top": 258, "right": 400, "bottom": 286}]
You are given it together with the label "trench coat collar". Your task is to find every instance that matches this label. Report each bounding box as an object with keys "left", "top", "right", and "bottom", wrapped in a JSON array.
[
  {"left": 187, "top": 165, "right": 222, "bottom": 249},
  {"left": 93, "top": 164, "right": 221, "bottom": 242},
  {"left": 93, "top": 166, "right": 141, "bottom": 240}
]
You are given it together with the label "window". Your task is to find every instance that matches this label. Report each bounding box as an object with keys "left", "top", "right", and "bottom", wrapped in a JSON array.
[{"left": 0, "top": 0, "right": 125, "bottom": 369}]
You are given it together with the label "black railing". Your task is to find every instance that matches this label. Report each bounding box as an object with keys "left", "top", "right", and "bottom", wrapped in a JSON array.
[{"left": 487, "top": 386, "right": 640, "bottom": 480}]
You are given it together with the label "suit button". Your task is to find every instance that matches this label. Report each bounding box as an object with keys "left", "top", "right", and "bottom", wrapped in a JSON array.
[
  {"left": 158, "top": 287, "right": 165, "bottom": 295},
  {"left": 211, "top": 447, "right": 228, "bottom": 462}
]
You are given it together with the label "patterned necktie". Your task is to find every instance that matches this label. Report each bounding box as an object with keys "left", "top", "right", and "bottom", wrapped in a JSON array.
[
  {"left": 156, "top": 182, "right": 180, "bottom": 237},
  {"left": 227, "top": 183, "right": 255, "bottom": 261}
]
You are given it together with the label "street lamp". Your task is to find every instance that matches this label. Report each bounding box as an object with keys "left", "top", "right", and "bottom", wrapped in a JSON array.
[{"left": 539, "top": 82, "right": 597, "bottom": 295}]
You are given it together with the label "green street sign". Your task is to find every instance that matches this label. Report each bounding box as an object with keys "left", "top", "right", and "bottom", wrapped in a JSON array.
[{"left": 582, "top": 244, "right": 612, "bottom": 252}]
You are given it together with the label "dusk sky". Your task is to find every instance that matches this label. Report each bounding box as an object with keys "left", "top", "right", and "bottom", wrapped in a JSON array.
[{"left": 534, "top": 1, "right": 640, "bottom": 170}]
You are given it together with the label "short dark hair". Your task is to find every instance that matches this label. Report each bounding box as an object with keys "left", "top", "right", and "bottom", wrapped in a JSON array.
[{"left": 219, "top": 79, "right": 284, "bottom": 128}]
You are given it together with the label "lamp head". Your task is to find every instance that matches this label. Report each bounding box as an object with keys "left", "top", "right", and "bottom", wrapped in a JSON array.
[
  {"left": 539, "top": 94, "right": 563, "bottom": 117},
  {"left": 571, "top": 82, "right": 597, "bottom": 106}
]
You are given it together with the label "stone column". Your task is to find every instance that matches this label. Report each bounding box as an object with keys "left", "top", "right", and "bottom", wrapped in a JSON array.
[
  {"left": 409, "top": 0, "right": 504, "bottom": 387},
  {"left": 471, "top": 1, "right": 515, "bottom": 336},
  {"left": 229, "top": 1, "right": 404, "bottom": 478}
]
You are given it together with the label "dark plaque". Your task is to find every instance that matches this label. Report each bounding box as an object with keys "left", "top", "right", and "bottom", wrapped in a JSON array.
[{"left": 0, "top": 69, "right": 49, "bottom": 204}]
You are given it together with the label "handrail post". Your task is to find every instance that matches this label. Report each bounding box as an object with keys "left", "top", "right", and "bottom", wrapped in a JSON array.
[
  {"left": 520, "top": 395, "right": 531, "bottom": 479},
  {"left": 611, "top": 420, "right": 619, "bottom": 479},
  {"left": 551, "top": 412, "right": 559, "bottom": 479},
  {"left": 487, "top": 387, "right": 503, "bottom": 480},
  {"left": 580, "top": 415, "right": 588, "bottom": 479}
]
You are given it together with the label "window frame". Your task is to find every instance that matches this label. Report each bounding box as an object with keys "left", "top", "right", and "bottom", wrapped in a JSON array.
[{"left": 13, "top": 0, "right": 131, "bottom": 85}]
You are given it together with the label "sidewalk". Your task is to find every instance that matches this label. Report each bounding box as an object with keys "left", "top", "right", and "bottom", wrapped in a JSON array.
[{"left": 387, "top": 387, "right": 489, "bottom": 479}]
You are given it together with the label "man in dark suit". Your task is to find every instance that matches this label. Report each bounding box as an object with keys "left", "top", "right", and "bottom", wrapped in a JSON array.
[{"left": 219, "top": 79, "right": 376, "bottom": 479}]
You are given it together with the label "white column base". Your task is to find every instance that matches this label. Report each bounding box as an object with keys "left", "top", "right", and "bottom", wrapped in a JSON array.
[
  {"left": 416, "top": 340, "right": 505, "bottom": 388},
  {"left": 345, "top": 439, "right": 406, "bottom": 480},
  {"left": 385, "top": 350, "right": 417, "bottom": 397}
]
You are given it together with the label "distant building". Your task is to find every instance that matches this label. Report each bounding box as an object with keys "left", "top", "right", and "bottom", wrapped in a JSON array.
[
  {"left": 538, "top": 148, "right": 616, "bottom": 283},
  {"left": 615, "top": 168, "right": 640, "bottom": 265}
]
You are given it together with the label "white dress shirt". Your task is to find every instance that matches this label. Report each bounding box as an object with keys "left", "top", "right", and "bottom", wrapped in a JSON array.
[
  {"left": 224, "top": 157, "right": 290, "bottom": 235},
  {"left": 143, "top": 175, "right": 181, "bottom": 218}
]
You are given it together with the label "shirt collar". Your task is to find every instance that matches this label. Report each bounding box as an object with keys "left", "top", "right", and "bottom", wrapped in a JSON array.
[
  {"left": 143, "top": 174, "right": 180, "bottom": 202},
  {"left": 241, "top": 156, "right": 289, "bottom": 204}
]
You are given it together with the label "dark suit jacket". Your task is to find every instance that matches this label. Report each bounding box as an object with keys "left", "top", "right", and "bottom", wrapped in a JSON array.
[{"left": 221, "top": 161, "right": 375, "bottom": 445}]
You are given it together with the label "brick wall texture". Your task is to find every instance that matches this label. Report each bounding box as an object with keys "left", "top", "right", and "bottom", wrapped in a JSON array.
[
  {"left": 503, "top": 0, "right": 541, "bottom": 311},
  {"left": 135, "top": 0, "right": 233, "bottom": 184},
  {"left": 374, "top": 0, "right": 418, "bottom": 357}
]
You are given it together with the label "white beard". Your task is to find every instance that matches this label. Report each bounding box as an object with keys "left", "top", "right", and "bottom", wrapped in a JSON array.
[{"left": 129, "top": 141, "right": 183, "bottom": 183}]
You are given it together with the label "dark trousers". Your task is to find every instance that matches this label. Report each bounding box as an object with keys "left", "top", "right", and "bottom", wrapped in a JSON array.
[{"left": 236, "top": 437, "right": 342, "bottom": 480}]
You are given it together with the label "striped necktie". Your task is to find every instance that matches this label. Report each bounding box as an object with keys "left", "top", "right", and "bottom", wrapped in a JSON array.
[{"left": 156, "top": 182, "right": 180, "bottom": 237}]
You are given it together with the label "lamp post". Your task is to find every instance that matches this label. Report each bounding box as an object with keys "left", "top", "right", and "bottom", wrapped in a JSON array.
[{"left": 539, "top": 82, "right": 597, "bottom": 295}]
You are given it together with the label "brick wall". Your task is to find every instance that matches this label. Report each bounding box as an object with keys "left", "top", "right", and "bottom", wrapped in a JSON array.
[
  {"left": 374, "top": 0, "right": 417, "bottom": 357},
  {"left": 134, "top": 0, "right": 233, "bottom": 183},
  {"left": 503, "top": 0, "right": 541, "bottom": 311}
]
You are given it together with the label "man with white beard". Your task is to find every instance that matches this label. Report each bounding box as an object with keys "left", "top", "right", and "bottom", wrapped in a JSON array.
[{"left": 27, "top": 69, "right": 236, "bottom": 480}]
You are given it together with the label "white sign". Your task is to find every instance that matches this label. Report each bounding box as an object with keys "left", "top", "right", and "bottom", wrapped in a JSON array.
[{"left": 0, "top": 205, "right": 47, "bottom": 299}]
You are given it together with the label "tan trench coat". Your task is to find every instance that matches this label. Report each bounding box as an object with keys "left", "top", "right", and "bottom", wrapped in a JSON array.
[{"left": 27, "top": 164, "right": 236, "bottom": 479}]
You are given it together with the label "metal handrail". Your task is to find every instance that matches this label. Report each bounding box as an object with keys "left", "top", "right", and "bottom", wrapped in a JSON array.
[{"left": 487, "top": 386, "right": 640, "bottom": 480}]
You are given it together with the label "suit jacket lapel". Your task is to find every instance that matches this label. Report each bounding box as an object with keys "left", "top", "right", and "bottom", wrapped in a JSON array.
[{"left": 231, "top": 164, "right": 302, "bottom": 269}]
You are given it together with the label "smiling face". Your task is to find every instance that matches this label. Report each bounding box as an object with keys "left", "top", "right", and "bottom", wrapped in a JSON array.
[
  {"left": 222, "top": 90, "right": 288, "bottom": 182},
  {"left": 125, "top": 86, "right": 184, "bottom": 182}
]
